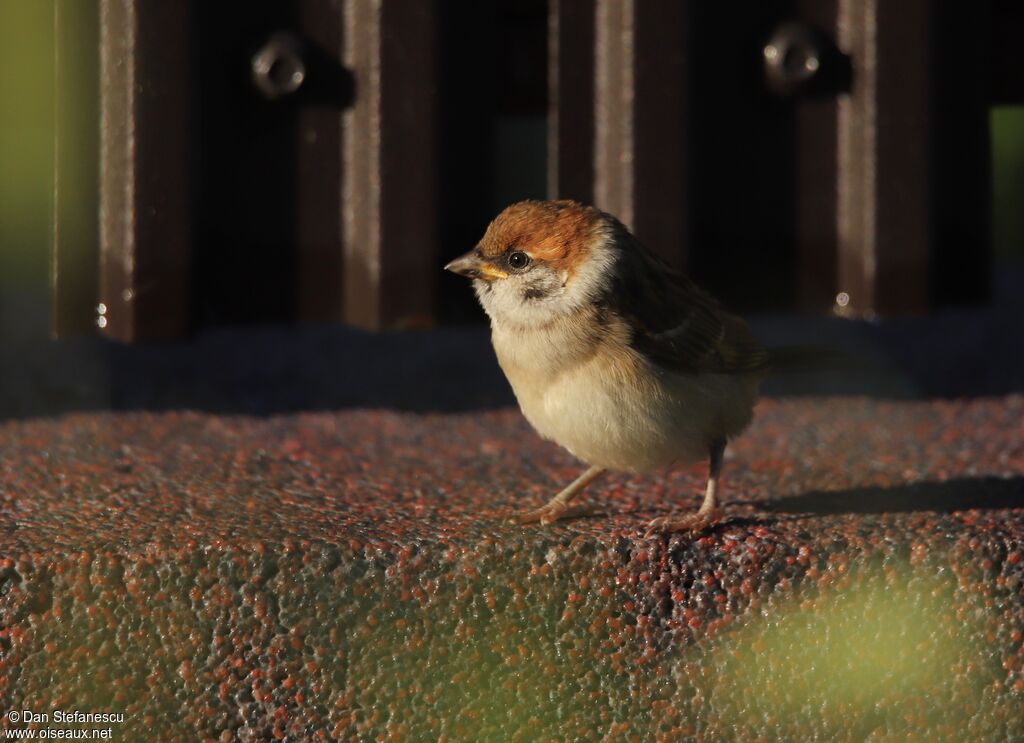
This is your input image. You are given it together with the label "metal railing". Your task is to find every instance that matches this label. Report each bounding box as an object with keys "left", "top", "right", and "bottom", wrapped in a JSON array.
[{"left": 53, "top": 0, "right": 1011, "bottom": 342}]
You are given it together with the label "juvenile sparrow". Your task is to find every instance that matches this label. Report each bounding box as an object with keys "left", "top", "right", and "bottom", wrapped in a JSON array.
[{"left": 445, "top": 199, "right": 770, "bottom": 535}]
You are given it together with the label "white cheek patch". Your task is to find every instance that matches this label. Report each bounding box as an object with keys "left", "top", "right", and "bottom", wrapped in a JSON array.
[
  {"left": 478, "top": 272, "right": 564, "bottom": 326},
  {"left": 475, "top": 223, "right": 619, "bottom": 328}
]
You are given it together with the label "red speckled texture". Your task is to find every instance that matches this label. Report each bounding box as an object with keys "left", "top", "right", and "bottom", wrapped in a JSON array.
[{"left": 1, "top": 397, "right": 1023, "bottom": 740}]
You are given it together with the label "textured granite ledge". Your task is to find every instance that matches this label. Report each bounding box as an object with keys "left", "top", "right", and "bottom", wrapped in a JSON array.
[{"left": 1, "top": 398, "right": 1023, "bottom": 741}]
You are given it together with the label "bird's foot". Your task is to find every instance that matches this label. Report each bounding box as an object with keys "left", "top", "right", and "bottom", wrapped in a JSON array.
[
  {"left": 645, "top": 507, "right": 722, "bottom": 537},
  {"left": 515, "top": 501, "right": 597, "bottom": 526}
]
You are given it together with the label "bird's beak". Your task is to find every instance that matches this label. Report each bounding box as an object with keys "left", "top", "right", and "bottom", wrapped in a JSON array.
[{"left": 444, "top": 251, "right": 508, "bottom": 281}]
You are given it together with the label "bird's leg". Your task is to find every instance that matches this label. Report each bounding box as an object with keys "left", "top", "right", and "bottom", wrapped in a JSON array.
[
  {"left": 517, "top": 465, "right": 606, "bottom": 525},
  {"left": 646, "top": 439, "right": 726, "bottom": 536}
]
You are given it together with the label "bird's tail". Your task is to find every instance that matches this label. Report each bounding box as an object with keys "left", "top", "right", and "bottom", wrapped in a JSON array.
[{"left": 765, "top": 345, "right": 860, "bottom": 374}]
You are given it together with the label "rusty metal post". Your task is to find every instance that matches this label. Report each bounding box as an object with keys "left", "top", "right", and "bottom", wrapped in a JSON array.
[
  {"left": 787, "top": 0, "right": 990, "bottom": 315},
  {"left": 342, "top": 0, "right": 438, "bottom": 330},
  {"left": 592, "top": 0, "right": 690, "bottom": 267},
  {"left": 98, "top": 0, "right": 194, "bottom": 341},
  {"left": 836, "top": 0, "right": 931, "bottom": 316}
]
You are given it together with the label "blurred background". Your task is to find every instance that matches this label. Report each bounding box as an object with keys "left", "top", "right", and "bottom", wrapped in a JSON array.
[{"left": 1, "top": 0, "right": 1023, "bottom": 418}]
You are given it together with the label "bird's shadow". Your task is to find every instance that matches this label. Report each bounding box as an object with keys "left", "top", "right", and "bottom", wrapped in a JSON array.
[{"left": 764, "top": 476, "right": 1024, "bottom": 515}]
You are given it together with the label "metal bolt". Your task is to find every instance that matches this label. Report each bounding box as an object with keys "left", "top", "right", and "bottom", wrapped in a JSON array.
[
  {"left": 251, "top": 32, "right": 307, "bottom": 100},
  {"left": 763, "top": 22, "right": 826, "bottom": 96}
]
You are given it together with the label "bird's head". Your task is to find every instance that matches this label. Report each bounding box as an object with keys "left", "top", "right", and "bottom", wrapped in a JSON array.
[{"left": 445, "top": 200, "right": 617, "bottom": 327}]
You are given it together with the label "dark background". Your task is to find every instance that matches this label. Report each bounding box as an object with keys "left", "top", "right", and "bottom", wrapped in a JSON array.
[{"left": 1, "top": 0, "right": 1023, "bottom": 419}]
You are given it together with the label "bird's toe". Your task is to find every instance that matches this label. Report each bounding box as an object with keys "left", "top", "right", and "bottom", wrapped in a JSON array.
[
  {"left": 515, "top": 502, "right": 598, "bottom": 526},
  {"left": 645, "top": 508, "right": 722, "bottom": 537}
]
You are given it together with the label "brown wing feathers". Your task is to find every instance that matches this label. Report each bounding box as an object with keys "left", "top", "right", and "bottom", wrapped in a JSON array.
[{"left": 601, "top": 225, "right": 769, "bottom": 376}]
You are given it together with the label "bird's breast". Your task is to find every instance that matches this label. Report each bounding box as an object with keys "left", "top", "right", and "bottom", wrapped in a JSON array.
[{"left": 492, "top": 321, "right": 727, "bottom": 472}]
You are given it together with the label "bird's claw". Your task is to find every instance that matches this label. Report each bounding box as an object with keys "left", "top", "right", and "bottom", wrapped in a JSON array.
[
  {"left": 515, "top": 502, "right": 597, "bottom": 526},
  {"left": 645, "top": 508, "right": 722, "bottom": 537}
]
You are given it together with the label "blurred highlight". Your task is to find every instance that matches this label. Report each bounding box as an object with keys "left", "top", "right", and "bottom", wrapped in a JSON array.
[
  {"left": 0, "top": 0, "right": 54, "bottom": 283},
  {"left": 698, "top": 560, "right": 1001, "bottom": 740}
]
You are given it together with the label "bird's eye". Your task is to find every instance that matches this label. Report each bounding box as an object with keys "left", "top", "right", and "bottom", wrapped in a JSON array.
[{"left": 507, "top": 251, "right": 531, "bottom": 270}]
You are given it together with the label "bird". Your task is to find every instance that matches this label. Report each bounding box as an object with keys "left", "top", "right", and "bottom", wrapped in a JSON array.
[{"left": 444, "top": 199, "right": 775, "bottom": 535}]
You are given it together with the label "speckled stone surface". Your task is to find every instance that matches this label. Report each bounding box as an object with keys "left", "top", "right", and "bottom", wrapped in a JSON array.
[{"left": 2, "top": 398, "right": 1023, "bottom": 741}]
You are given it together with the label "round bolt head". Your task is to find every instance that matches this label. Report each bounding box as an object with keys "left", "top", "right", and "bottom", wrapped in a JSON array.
[
  {"left": 251, "top": 33, "right": 307, "bottom": 100},
  {"left": 763, "top": 21, "right": 826, "bottom": 96}
]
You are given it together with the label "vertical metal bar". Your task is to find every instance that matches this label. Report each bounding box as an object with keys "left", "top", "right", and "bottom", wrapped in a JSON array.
[
  {"left": 837, "top": 0, "right": 930, "bottom": 316},
  {"left": 593, "top": 0, "right": 689, "bottom": 267},
  {"left": 342, "top": 0, "right": 438, "bottom": 331},
  {"left": 593, "top": 0, "right": 634, "bottom": 226},
  {"left": 548, "top": 0, "right": 594, "bottom": 203},
  {"left": 836, "top": 0, "right": 876, "bottom": 316},
  {"left": 99, "top": 0, "right": 193, "bottom": 341},
  {"left": 53, "top": 0, "right": 100, "bottom": 337}
]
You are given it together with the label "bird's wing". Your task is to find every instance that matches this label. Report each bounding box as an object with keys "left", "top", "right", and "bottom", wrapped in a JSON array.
[{"left": 603, "top": 231, "right": 769, "bottom": 376}]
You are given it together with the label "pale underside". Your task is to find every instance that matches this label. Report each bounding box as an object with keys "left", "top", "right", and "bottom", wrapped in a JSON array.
[{"left": 491, "top": 312, "right": 759, "bottom": 473}]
